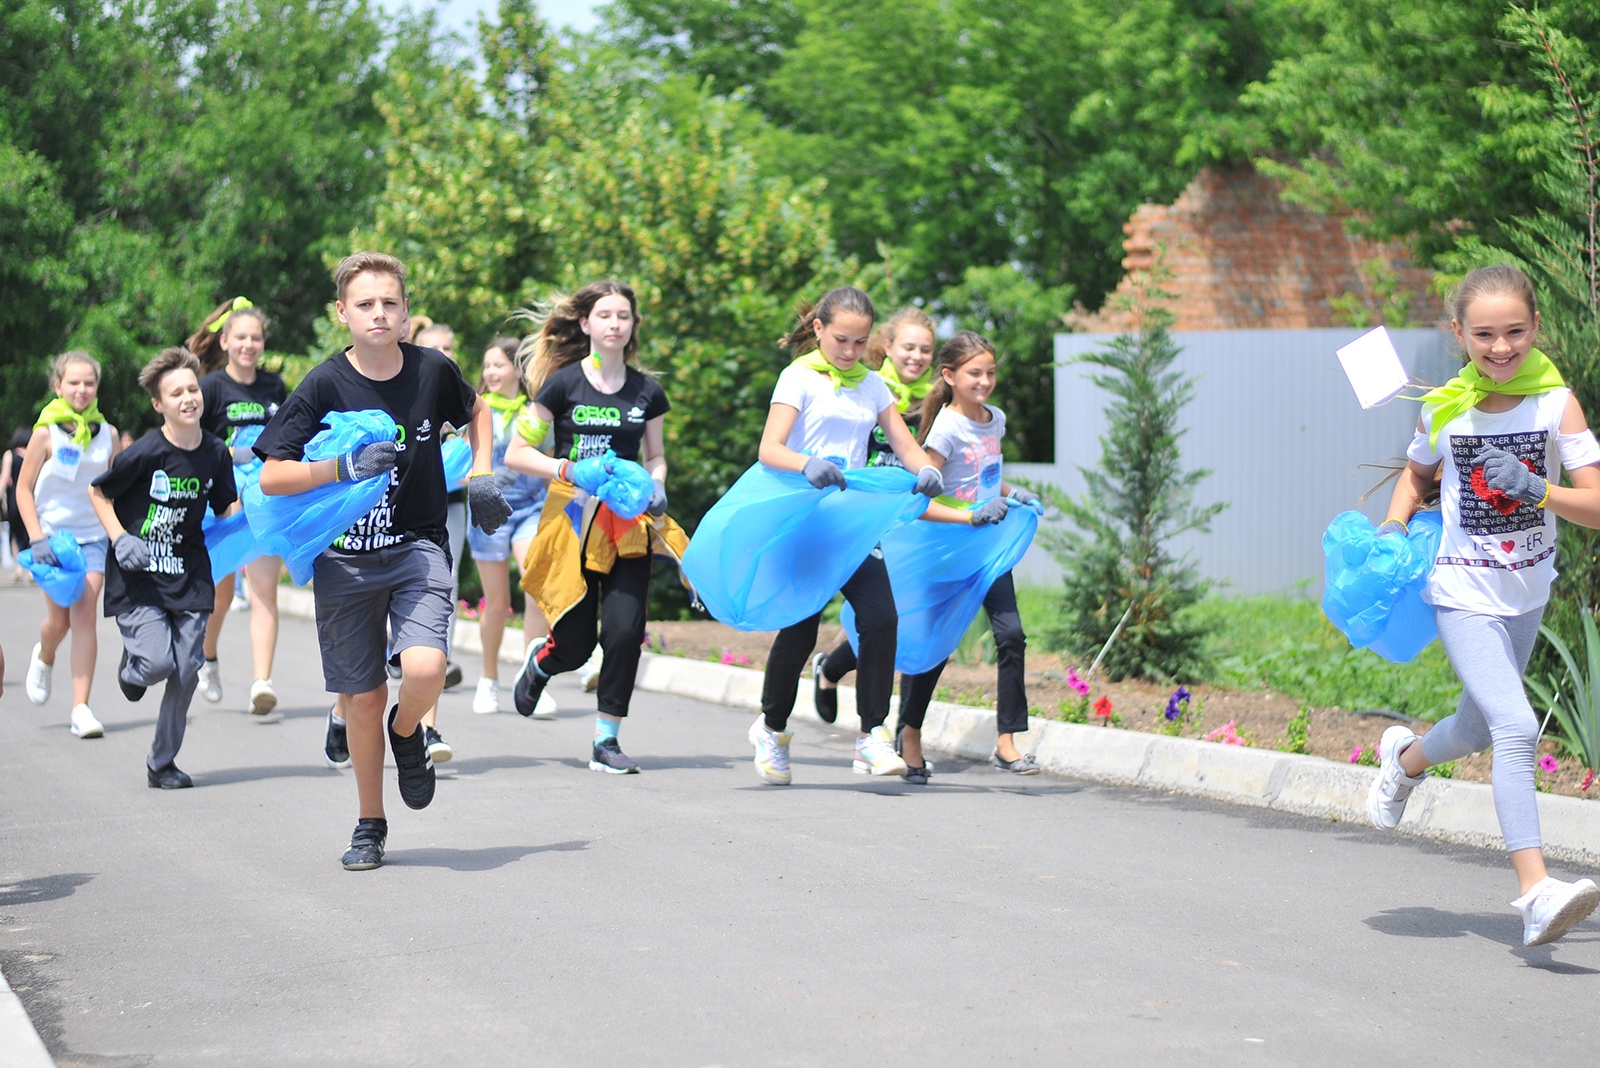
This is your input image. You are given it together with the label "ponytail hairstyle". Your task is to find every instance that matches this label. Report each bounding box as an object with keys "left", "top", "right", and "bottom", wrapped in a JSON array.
[
  {"left": 1449, "top": 264, "right": 1541, "bottom": 356},
  {"left": 917, "top": 330, "right": 996, "bottom": 444},
  {"left": 479, "top": 335, "right": 523, "bottom": 393},
  {"left": 186, "top": 298, "right": 268, "bottom": 375},
  {"left": 867, "top": 306, "right": 937, "bottom": 370},
  {"left": 513, "top": 280, "right": 641, "bottom": 397},
  {"left": 779, "top": 286, "right": 876, "bottom": 355}
]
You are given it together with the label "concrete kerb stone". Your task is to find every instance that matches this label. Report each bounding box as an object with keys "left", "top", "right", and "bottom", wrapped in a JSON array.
[
  {"left": 0, "top": 965, "right": 54, "bottom": 1068},
  {"left": 272, "top": 590, "right": 1600, "bottom": 866}
]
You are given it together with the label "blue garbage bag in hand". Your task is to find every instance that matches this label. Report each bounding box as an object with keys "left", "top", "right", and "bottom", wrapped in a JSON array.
[
  {"left": 1321, "top": 509, "right": 1442, "bottom": 663},
  {"left": 203, "top": 509, "right": 263, "bottom": 582},
  {"left": 841, "top": 503, "right": 1039, "bottom": 674},
  {"left": 599, "top": 457, "right": 655, "bottom": 521},
  {"left": 18, "top": 531, "right": 88, "bottom": 608},
  {"left": 682, "top": 463, "right": 928, "bottom": 631},
  {"left": 442, "top": 435, "right": 472, "bottom": 491},
  {"left": 243, "top": 410, "right": 399, "bottom": 585}
]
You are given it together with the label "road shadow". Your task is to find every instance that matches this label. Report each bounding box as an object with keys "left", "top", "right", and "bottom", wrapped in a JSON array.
[
  {"left": 436, "top": 754, "right": 547, "bottom": 777},
  {"left": 195, "top": 763, "right": 345, "bottom": 787},
  {"left": 388, "top": 839, "right": 589, "bottom": 871},
  {"left": 1365, "top": 906, "right": 1600, "bottom": 972},
  {"left": 0, "top": 872, "right": 94, "bottom": 907}
]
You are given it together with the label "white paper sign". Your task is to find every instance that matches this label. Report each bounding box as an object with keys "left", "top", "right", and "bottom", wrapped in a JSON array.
[{"left": 1336, "top": 326, "right": 1408, "bottom": 409}]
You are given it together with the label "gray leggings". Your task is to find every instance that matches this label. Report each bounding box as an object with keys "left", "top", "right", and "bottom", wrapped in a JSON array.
[{"left": 1422, "top": 607, "right": 1544, "bottom": 852}]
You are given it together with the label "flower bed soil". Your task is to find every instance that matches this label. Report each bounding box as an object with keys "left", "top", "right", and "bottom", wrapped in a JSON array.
[{"left": 644, "top": 619, "right": 1597, "bottom": 801}]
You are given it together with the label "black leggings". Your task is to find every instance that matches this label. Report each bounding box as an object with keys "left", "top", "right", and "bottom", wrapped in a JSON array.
[
  {"left": 822, "top": 571, "right": 1028, "bottom": 736},
  {"left": 535, "top": 554, "right": 651, "bottom": 718},
  {"left": 761, "top": 552, "right": 896, "bottom": 733}
]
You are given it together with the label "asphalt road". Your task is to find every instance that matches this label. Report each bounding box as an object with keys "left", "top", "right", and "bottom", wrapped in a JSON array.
[{"left": 2, "top": 582, "right": 1598, "bottom": 1067}]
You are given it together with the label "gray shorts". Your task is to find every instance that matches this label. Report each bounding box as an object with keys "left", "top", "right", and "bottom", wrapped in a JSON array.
[{"left": 312, "top": 539, "right": 454, "bottom": 694}]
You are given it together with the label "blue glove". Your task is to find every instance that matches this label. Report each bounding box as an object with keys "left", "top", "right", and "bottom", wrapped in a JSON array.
[
  {"left": 335, "top": 440, "right": 398, "bottom": 483},
  {"left": 28, "top": 537, "right": 59, "bottom": 569},
  {"left": 1473, "top": 446, "right": 1547, "bottom": 506},
  {"left": 114, "top": 535, "right": 152, "bottom": 571},
  {"left": 802, "top": 456, "right": 846, "bottom": 491},
  {"left": 969, "top": 498, "right": 1012, "bottom": 526},
  {"left": 468, "top": 474, "right": 512, "bottom": 534},
  {"left": 564, "top": 452, "right": 614, "bottom": 494},
  {"left": 913, "top": 465, "right": 944, "bottom": 498},
  {"left": 648, "top": 480, "right": 668, "bottom": 518}
]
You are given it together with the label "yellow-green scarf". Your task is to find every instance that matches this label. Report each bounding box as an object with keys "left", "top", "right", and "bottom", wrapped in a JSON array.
[
  {"left": 1417, "top": 349, "right": 1566, "bottom": 449},
  {"left": 35, "top": 398, "right": 103, "bottom": 449},
  {"left": 878, "top": 358, "right": 934, "bottom": 413},
  {"left": 794, "top": 351, "right": 868, "bottom": 394},
  {"left": 484, "top": 391, "right": 526, "bottom": 418}
]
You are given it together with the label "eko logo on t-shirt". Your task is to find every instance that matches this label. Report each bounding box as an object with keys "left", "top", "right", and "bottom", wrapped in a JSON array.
[
  {"left": 225, "top": 401, "right": 275, "bottom": 423},
  {"left": 140, "top": 469, "right": 211, "bottom": 576},
  {"left": 573, "top": 405, "right": 622, "bottom": 428},
  {"left": 1451, "top": 432, "right": 1548, "bottom": 538}
]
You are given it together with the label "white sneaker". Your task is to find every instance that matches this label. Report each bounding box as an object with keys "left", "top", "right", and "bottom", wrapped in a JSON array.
[
  {"left": 1366, "top": 725, "right": 1427, "bottom": 830},
  {"left": 473, "top": 676, "right": 501, "bottom": 715},
  {"left": 25, "top": 643, "right": 51, "bottom": 705},
  {"left": 198, "top": 659, "right": 223, "bottom": 703},
  {"left": 1514, "top": 876, "right": 1600, "bottom": 947},
  {"left": 853, "top": 725, "right": 908, "bottom": 776},
  {"left": 749, "top": 715, "right": 792, "bottom": 785},
  {"left": 249, "top": 678, "right": 277, "bottom": 716},
  {"left": 578, "top": 649, "right": 602, "bottom": 693},
  {"left": 69, "top": 703, "right": 104, "bottom": 739},
  {"left": 531, "top": 688, "right": 558, "bottom": 719}
]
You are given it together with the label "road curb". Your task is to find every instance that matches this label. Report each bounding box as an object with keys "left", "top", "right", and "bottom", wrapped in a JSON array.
[
  {"left": 0, "top": 964, "right": 54, "bottom": 1068},
  {"left": 273, "top": 589, "right": 1600, "bottom": 866}
]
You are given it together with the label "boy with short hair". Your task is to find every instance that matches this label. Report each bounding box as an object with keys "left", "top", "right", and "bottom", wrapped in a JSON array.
[
  {"left": 255, "top": 251, "right": 507, "bottom": 870},
  {"left": 91, "top": 347, "right": 237, "bottom": 789}
]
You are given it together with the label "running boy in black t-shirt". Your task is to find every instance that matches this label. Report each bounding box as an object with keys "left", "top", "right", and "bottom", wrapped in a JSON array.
[
  {"left": 90, "top": 348, "right": 237, "bottom": 789},
  {"left": 254, "top": 251, "right": 508, "bottom": 871}
]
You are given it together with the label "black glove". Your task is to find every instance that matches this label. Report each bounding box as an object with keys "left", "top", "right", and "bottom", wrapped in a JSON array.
[
  {"left": 969, "top": 498, "right": 1012, "bottom": 526},
  {"left": 648, "top": 479, "right": 668, "bottom": 518},
  {"left": 468, "top": 474, "right": 512, "bottom": 534},
  {"left": 114, "top": 534, "right": 152, "bottom": 571},
  {"left": 1376, "top": 519, "right": 1409, "bottom": 538},
  {"left": 335, "top": 440, "right": 398, "bottom": 483},
  {"left": 1473, "top": 446, "right": 1548, "bottom": 506},
  {"left": 802, "top": 456, "right": 846, "bottom": 491},
  {"left": 28, "top": 537, "right": 58, "bottom": 569},
  {"left": 913, "top": 465, "right": 944, "bottom": 498}
]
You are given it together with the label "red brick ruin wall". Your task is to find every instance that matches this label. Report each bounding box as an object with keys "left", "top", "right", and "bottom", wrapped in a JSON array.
[{"left": 1071, "top": 166, "right": 1437, "bottom": 333}]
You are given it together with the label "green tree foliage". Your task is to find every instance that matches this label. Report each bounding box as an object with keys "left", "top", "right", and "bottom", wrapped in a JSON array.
[{"left": 1028, "top": 260, "right": 1223, "bottom": 680}]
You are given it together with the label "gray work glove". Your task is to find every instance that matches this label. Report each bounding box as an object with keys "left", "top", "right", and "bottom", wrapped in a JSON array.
[
  {"left": 648, "top": 479, "right": 668, "bottom": 518},
  {"left": 232, "top": 445, "right": 258, "bottom": 466},
  {"left": 28, "top": 537, "right": 58, "bottom": 569},
  {"left": 1473, "top": 446, "right": 1548, "bottom": 506},
  {"left": 913, "top": 465, "right": 944, "bottom": 498},
  {"left": 334, "top": 439, "right": 398, "bottom": 483},
  {"left": 1007, "top": 486, "right": 1042, "bottom": 509},
  {"left": 1376, "top": 519, "right": 1409, "bottom": 537},
  {"left": 114, "top": 534, "right": 152, "bottom": 571},
  {"left": 969, "top": 497, "right": 1012, "bottom": 526},
  {"left": 468, "top": 474, "right": 512, "bottom": 534},
  {"left": 802, "top": 456, "right": 846, "bottom": 491}
]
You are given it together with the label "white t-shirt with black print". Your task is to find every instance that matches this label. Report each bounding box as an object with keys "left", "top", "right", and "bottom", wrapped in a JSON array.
[
  {"left": 1408, "top": 387, "right": 1600, "bottom": 615},
  {"left": 923, "top": 404, "right": 1006, "bottom": 504},
  {"left": 771, "top": 364, "right": 894, "bottom": 472}
]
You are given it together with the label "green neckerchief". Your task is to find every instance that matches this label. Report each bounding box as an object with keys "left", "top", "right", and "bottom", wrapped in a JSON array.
[
  {"left": 794, "top": 351, "right": 868, "bottom": 394},
  {"left": 483, "top": 391, "right": 526, "bottom": 418},
  {"left": 1417, "top": 348, "right": 1566, "bottom": 449},
  {"left": 35, "top": 397, "right": 103, "bottom": 449},
  {"left": 878, "top": 358, "right": 934, "bottom": 413}
]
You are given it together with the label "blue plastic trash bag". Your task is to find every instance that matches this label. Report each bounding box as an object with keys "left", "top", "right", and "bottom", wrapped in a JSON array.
[
  {"left": 600, "top": 457, "right": 655, "bottom": 521},
  {"left": 442, "top": 435, "right": 472, "bottom": 491},
  {"left": 18, "top": 531, "right": 88, "bottom": 608},
  {"left": 230, "top": 424, "right": 264, "bottom": 485},
  {"left": 243, "top": 410, "right": 398, "bottom": 585},
  {"left": 682, "top": 463, "right": 928, "bottom": 631},
  {"left": 841, "top": 503, "right": 1039, "bottom": 674},
  {"left": 1321, "top": 509, "right": 1442, "bottom": 663},
  {"left": 203, "top": 509, "right": 263, "bottom": 582}
]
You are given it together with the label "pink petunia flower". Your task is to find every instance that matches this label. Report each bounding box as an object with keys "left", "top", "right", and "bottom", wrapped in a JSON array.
[{"left": 1539, "top": 754, "right": 1560, "bottom": 774}]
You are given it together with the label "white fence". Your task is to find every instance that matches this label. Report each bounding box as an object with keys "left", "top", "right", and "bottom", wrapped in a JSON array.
[{"left": 1009, "top": 328, "right": 1457, "bottom": 596}]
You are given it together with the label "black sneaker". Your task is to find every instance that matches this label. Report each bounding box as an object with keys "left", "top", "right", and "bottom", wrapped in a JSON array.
[
  {"left": 324, "top": 707, "right": 351, "bottom": 769},
  {"left": 589, "top": 737, "right": 640, "bottom": 774},
  {"left": 443, "top": 660, "right": 464, "bottom": 690},
  {"left": 341, "top": 817, "right": 388, "bottom": 871},
  {"left": 387, "top": 705, "right": 435, "bottom": 809},
  {"left": 903, "top": 764, "right": 932, "bottom": 786},
  {"left": 146, "top": 763, "right": 193, "bottom": 789},
  {"left": 118, "top": 649, "right": 146, "bottom": 703},
  {"left": 513, "top": 644, "right": 550, "bottom": 718},
  {"left": 424, "top": 725, "right": 453, "bottom": 763},
  {"left": 812, "top": 652, "right": 838, "bottom": 724}
]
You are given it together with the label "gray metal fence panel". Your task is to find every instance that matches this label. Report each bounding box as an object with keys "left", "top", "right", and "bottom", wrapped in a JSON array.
[{"left": 1009, "top": 328, "right": 1455, "bottom": 595}]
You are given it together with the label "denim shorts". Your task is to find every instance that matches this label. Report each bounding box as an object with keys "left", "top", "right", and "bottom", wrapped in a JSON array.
[{"left": 465, "top": 497, "right": 543, "bottom": 562}]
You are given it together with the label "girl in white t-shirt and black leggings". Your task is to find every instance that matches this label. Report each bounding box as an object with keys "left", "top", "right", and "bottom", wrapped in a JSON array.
[{"left": 749, "top": 286, "right": 944, "bottom": 785}]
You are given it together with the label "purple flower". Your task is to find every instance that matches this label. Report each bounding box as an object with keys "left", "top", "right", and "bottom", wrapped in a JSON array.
[
  {"left": 1164, "top": 686, "right": 1191, "bottom": 722},
  {"left": 1066, "top": 666, "right": 1090, "bottom": 697},
  {"left": 1539, "top": 754, "right": 1560, "bottom": 774}
]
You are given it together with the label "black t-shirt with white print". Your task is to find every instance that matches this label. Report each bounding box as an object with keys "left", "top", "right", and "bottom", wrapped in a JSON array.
[
  {"left": 253, "top": 343, "right": 477, "bottom": 553},
  {"left": 92, "top": 429, "right": 237, "bottom": 616},
  {"left": 535, "top": 362, "right": 669, "bottom": 463},
  {"left": 200, "top": 369, "right": 288, "bottom": 446}
]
